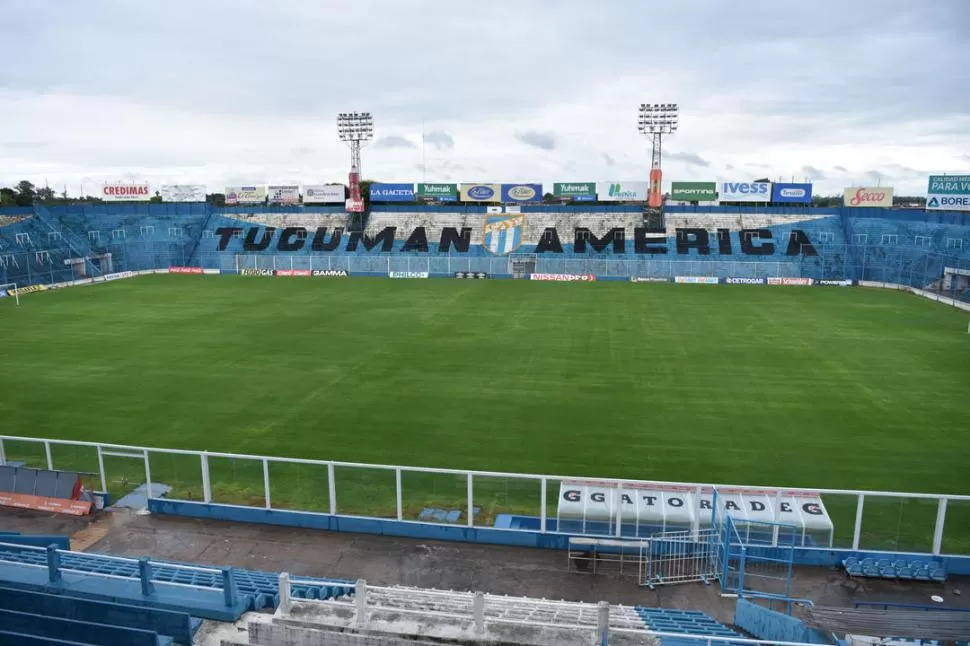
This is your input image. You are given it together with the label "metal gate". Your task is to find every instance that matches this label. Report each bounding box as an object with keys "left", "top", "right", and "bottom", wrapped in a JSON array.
[{"left": 639, "top": 528, "right": 721, "bottom": 589}]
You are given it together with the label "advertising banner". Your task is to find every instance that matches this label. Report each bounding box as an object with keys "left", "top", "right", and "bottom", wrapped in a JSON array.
[
  {"left": 369, "top": 183, "right": 416, "bottom": 202},
  {"left": 501, "top": 183, "right": 542, "bottom": 203},
  {"left": 159, "top": 184, "right": 206, "bottom": 202},
  {"left": 926, "top": 175, "right": 970, "bottom": 211},
  {"left": 240, "top": 268, "right": 274, "bottom": 276},
  {"left": 389, "top": 271, "right": 429, "bottom": 279},
  {"left": 553, "top": 182, "right": 596, "bottom": 201},
  {"left": 596, "top": 181, "right": 648, "bottom": 201},
  {"left": 815, "top": 279, "right": 856, "bottom": 286},
  {"left": 303, "top": 184, "right": 345, "bottom": 203},
  {"left": 670, "top": 182, "right": 717, "bottom": 202},
  {"left": 771, "top": 183, "right": 813, "bottom": 204},
  {"left": 169, "top": 266, "right": 203, "bottom": 274},
  {"left": 101, "top": 183, "right": 153, "bottom": 202},
  {"left": 268, "top": 185, "right": 300, "bottom": 205},
  {"left": 719, "top": 181, "right": 771, "bottom": 203},
  {"left": 460, "top": 183, "right": 501, "bottom": 202},
  {"left": 629, "top": 277, "right": 670, "bottom": 283},
  {"left": 417, "top": 183, "right": 458, "bottom": 201},
  {"left": 767, "top": 277, "right": 814, "bottom": 286},
  {"left": 455, "top": 271, "right": 489, "bottom": 279},
  {"left": 843, "top": 186, "right": 893, "bottom": 208},
  {"left": 530, "top": 273, "right": 596, "bottom": 282},
  {"left": 674, "top": 276, "right": 719, "bottom": 284},
  {"left": 724, "top": 277, "right": 767, "bottom": 285},
  {"left": 274, "top": 269, "right": 312, "bottom": 276},
  {"left": 225, "top": 186, "right": 267, "bottom": 205},
  {"left": 312, "top": 269, "right": 350, "bottom": 277}
]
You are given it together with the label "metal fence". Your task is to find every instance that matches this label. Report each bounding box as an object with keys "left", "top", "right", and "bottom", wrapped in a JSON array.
[
  {"left": 2, "top": 435, "right": 968, "bottom": 558},
  {"left": 2, "top": 238, "right": 970, "bottom": 296}
]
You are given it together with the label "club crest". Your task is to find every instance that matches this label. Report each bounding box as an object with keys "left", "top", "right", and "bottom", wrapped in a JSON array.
[{"left": 482, "top": 215, "right": 525, "bottom": 255}]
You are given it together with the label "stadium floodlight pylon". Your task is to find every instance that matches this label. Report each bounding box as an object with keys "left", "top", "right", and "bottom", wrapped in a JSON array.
[
  {"left": 337, "top": 111, "right": 374, "bottom": 215},
  {"left": 0, "top": 283, "right": 19, "bottom": 306},
  {"left": 638, "top": 103, "right": 678, "bottom": 208}
]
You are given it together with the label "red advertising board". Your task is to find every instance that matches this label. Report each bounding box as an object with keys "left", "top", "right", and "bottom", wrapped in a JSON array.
[
  {"left": 0, "top": 492, "right": 92, "bottom": 516},
  {"left": 169, "top": 266, "right": 204, "bottom": 274},
  {"left": 275, "top": 269, "right": 312, "bottom": 277}
]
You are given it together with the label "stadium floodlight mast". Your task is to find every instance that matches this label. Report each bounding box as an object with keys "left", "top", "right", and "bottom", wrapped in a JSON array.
[
  {"left": 638, "top": 103, "right": 679, "bottom": 207},
  {"left": 336, "top": 111, "right": 374, "bottom": 176}
]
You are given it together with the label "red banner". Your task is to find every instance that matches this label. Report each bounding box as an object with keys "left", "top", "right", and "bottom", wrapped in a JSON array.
[
  {"left": 169, "top": 266, "right": 203, "bottom": 274},
  {"left": 275, "top": 269, "right": 312, "bottom": 277},
  {"left": 530, "top": 273, "right": 597, "bottom": 282},
  {"left": 0, "top": 492, "right": 92, "bottom": 516}
]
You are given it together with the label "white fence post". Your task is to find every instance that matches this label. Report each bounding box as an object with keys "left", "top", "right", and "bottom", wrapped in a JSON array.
[
  {"left": 597, "top": 600, "right": 609, "bottom": 646},
  {"left": 473, "top": 591, "right": 486, "bottom": 635},
  {"left": 395, "top": 468, "right": 403, "bottom": 521},
  {"left": 201, "top": 453, "right": 212, "bottom": 503},
  {"left": 467, "top": 473, "right": 474, "bottom": 527},
  {"left": 933, "top": 497, "right": 947, "bottom": 555},
  {"left": 263, "top": 458, "right": 271, "bottom": 509},
  {"left": 355, "top": 579, "right": 368, "bottom": 627},
  {"left": 44, "top": 441, "right": 53, "bottom": 470},
  {"left": 328, "top": 463, "right": 337, "bottom": 515},
  {"left": 0, "top": 438, "right": 5, "bottom": 465},
  {"left": 96, "top": 445, "right": 107, "bottom": 493},
  {"left": 853, "top": 493, "right": 865, "bottom": 550},
  {"left": 540, "top": 476, "right": 547, "bottom": 534},
  {"left": 143, "top": 449, "right": 152, "bottom": 497},
  {"left": 278, "top": 572, "right": 292, "bottom": 616}
]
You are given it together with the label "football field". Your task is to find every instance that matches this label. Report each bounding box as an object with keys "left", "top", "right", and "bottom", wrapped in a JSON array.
[
  {"left": 4, "top": 274, "right": 970, "bottom": 550},
  {"left": 2, "top": 274, "right": 968, "bottom": 494}
]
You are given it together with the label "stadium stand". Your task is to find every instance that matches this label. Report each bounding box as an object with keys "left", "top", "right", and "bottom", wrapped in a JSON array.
[{"left": 1, "top": 203, "right": 968, "bottom": 294}]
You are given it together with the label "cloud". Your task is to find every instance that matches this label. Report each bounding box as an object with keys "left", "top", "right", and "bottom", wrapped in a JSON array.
[
  {"left": 374, "top": 135, "right": 416, "bottom": 149},
  {"left": 666, "top": 151, "right": 710, "bottom": 167},
  {"left": 833, "top": 165, "right": 848, "bottom": 172},
  {"left": 0, "top": 0, "right": 968, "bottom": 194},
  {"left": 865, "top": 170, "right": 892, "bottom": 183},
  {"left": 423, "top": 130, "right": 454, "bottom": 150},
  {"left": 515, "top": 130, "right": 557, "bottom": 151},
  {"left": 801, "top": 165, "right": 826, "bottom": 180}
]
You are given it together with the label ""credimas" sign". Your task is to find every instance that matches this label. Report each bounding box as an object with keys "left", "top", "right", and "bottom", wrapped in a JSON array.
[{"left": 102, "top": 183, "right": 152, "bottom": 201}]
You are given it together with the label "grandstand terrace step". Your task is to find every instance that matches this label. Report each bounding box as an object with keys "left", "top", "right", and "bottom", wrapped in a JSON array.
[{"left": 635, "top": 606, "right": 742, "bottom": 639}]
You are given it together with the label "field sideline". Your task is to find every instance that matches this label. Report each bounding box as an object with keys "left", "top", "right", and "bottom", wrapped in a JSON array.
[{"left": 1, "top": 275, "right": 968, "bottom": 499}]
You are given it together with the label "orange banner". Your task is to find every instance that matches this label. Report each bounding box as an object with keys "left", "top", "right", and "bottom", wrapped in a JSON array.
[{"left": 0, "top": 492, "right": 92, "bottom": 516}]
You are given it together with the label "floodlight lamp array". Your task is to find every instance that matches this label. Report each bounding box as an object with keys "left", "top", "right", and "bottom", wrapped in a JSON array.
[
  {"left": 638, "top": 103, "right": 679, "bottom": 134},
  {"left": 337, "top": 112, "right": 374, "bottom": 141}
]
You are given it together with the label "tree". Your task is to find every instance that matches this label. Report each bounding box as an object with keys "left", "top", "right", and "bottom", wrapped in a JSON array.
[
  {"left": 0, "top": 187, "right": 17, "bottom": 207},
  {"left": 35, "top": 186, "right": 56, "bottom": 201},
  {"left": 14, "top": 180, "right": 35, "bottom": 206},
  {"left": 206, "top": 193, "right": 226, "bottom": 207}
]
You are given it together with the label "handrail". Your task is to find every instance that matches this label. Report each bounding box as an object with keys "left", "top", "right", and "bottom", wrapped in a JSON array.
[{"left": 2, "top": 433, "right": 968, "bottom": 501}]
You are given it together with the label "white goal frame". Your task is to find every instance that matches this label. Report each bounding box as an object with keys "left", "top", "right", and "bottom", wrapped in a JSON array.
[{"left": 0, "top": 282, "right": 19, "bottom": 306}]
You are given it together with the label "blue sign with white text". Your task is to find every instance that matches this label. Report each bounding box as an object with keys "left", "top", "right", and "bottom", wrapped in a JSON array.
[
  {"left": 771, "top": 183, "right": 813, "bottom": 203},
  {"left": 369, "top": 183, "right": 415, "bottom": 202},
  {"left": 501, "top": 184, "right": 542, "bottom": 203}
]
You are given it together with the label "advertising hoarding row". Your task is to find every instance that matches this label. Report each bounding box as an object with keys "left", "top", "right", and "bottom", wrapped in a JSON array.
[
  {"left": 843, "top": 186, "right": 893, "bottom": 208},
  {"left": 303, "top": 184, "right": 346, "bottom": 203},
  {"left": 268, "top": 185, "right": 300, "bottom": 205}
]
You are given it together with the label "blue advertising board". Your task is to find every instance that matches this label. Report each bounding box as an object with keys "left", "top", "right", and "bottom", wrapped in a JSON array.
[
  {"left": 501, "top": 183, "right": 542, "bottom": 203},
  {"left": 369, "top": 183, "right": 415, "bottom": 202},
  {"left": 771, "top": 183, "right": 813, "bottom": 203}
]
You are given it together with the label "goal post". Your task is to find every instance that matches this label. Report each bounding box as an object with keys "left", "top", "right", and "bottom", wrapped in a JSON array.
[{"left": 0, "top": 283, "right": 19, "bottom": 306}]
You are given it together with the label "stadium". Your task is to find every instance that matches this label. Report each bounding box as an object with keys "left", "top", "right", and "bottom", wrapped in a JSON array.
[{"left": 3, "top": 4, "right": 970, "bottom": 642}]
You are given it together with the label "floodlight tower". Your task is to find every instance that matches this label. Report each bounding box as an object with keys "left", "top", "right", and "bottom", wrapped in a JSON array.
[
  {"left": 638, "top": 103, "right": 679, "bottom": 208},
  {"left": 337, "top": 111, "right": 374, "bottom": 213}
]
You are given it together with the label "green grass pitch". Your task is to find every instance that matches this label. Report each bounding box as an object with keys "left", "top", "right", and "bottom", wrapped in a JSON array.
[{"left": 1, "top": 275, "right": 969, "bottom": 550}]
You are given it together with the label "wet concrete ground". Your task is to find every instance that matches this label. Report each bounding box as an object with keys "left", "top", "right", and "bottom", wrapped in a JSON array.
[{"left": 1, "top": 507, "right": 967, "bottom": 626}]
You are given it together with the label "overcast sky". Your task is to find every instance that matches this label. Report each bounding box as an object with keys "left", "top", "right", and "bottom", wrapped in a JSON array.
[{"left": 2, "top": 0, "right": 968, "bottom": 196}]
